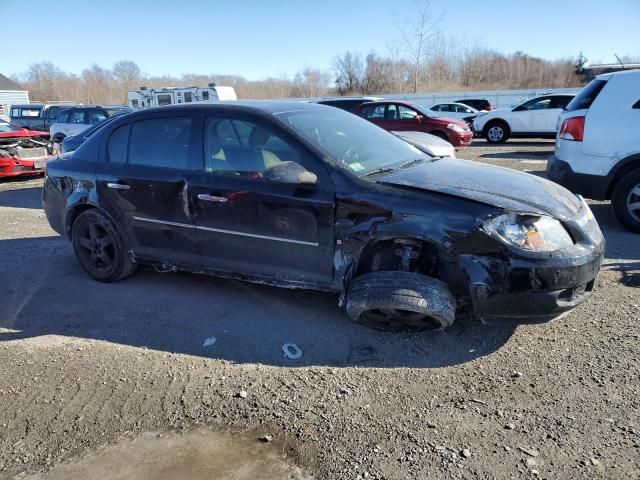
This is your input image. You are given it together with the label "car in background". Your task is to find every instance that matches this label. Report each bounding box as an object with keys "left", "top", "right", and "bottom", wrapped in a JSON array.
[
  {"left": 315, "top": 96, "right": 383, "bottom": 111},
  {"left": 547, "top": 70, "right": 640, "bottom": 233},
  {"left": 392, "top": 131, "right": 455, "bottom": 158},
  {"left": 473, "top": 94, "right": 575, "bottom": 143},
  {"left": 429, "top": 102, "right": 480, "bottom": 130},
  {"left": 50, "top": 105, "right": 132, "bottom": 144},
  {"left": 0, "top": 122, "right": 53, "bottom": 177},
  {"left": 61, "top": 110, "right": 132, "bottom": 153},
  {"left": 456, "top": 98, "right": 492, "bottom": 111},
  {"left": 10, "top": 104, "right": 73, "bottom": 132},
  {"left": 352, "top": 101, "right": 472, "bottom": 147},
  {"left": 43, "top": 101, "right": 603, "bottom": 330}
]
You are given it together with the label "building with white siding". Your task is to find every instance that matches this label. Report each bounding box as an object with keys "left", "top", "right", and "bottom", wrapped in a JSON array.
[{"left": 0, "top": 74, "right": 29, "bottom": 121}]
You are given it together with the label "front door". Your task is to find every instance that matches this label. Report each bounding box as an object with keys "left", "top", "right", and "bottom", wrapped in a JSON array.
[
  {"left": 189, "top": 114, "right": 335, "bottom": 285},
  {"left": 96, "top": 115, "right": 200, "bottom": 266},
  {"left": 511, "top": 96, "right": 551, "bottom": 133}
]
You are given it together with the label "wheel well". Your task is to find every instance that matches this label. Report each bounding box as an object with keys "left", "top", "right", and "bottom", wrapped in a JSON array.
[
  {"left": 606, "top": 158, "right": 640, "bottom": 199},
  {"left": 65, "top": 204, "right": 96, "bottom": 237},
  {"left": 52, "top": 133, "right": 66, "bottom": 142},
  {"left": 483, "top": 119, "right": 510, "bottom": 135},
  {"left": 354, "top": 238, "right": 439, "bottom": 278}
]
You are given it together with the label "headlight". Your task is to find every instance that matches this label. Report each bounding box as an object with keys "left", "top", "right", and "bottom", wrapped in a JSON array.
[
  {"left": 447, "top": 123, "right": 466, "bottom": 133},
  {"left": 483, "top": 213, "right": 573, "bottom": 251}
]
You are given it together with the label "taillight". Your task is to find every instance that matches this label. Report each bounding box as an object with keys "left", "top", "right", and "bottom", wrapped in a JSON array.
[{"left": 559, "top": 116, "right": 585, "bottom": 141}]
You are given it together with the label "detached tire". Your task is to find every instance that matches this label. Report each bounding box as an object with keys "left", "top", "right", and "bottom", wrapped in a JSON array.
[
  {"left": 484, "top": 121, "right": 509, "bottom": 143},
  {"left": 71, "top": 209, "right": 137, "bottom": 282},
  {"left": 611, "top": 168, "right": 640, "bottom": 233},
  {"left": 346, "top": 271, "right": 456, "bottom": 332}
]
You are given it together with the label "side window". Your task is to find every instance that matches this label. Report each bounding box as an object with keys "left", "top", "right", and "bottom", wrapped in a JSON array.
[
  {"left": 128, "top": 117, "right": 192, "bottom": 169},
  {"left": 47, "top": 107, "right": 60, "bottom": 119},
  {"left": 521, "top": 98, "right": 551, "bottom": 111},
  {"left": 131, "top": 99, "right": 139, "bottom": 108},
  {"left": 108, "top": 125, "right": 129, "bottom": 163},
  {"left": 11, "top": 108, "right": 20, "bottom": 117},
  {"left": 69, "top": 110, "right": 87, "bottom": 124},
  {"left": 360, "top": 105, "right": 385, "bottom": 119},
  {"left": 203, "top": 116, "right": 305, "bottom": 180},
  {"left": 202, "top": 91, "right": 210, "bottom": 101},
  {"left": 549, "top": 96, "right": 573, "bottom": 109},
  {"left": 386, "top": 104, "right": 400, "bottom": 120},
  {"left": 184, "top": 92, "right": 192, "bottom": 103},
  {"left": 431, "top": 105, "right": 442, "bottom": 112},
  {"left": 398, "top": 105, "right": 419, "bottom": 120},
  {"left": 57, "top": 111, "right": 70, "bottom": 123},
  {"left": 87, "top": 110, "right": 107, "bottom": 124}
]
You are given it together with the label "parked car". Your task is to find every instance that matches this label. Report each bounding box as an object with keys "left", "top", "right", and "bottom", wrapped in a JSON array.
[
  {"left": 43, "top": 102, "right": 604, "bottom": 330},
  {"left": 0, "top": 123, "right": 53, "bottom": 177},
  {"left": 429, "top": 102, "right": 479, "bottom": 130},
  {"left": 547, "top": 70, "right": 640, "bottom": 233},
  {"left": 10, "top": 104, "right": 73, "bottom": 132},
  {"left": 352, "top": 101, "right": 473, "bottom": 147},
  {"left": 50, "top": 105, "right": 131, "bottom": 144},
  {"left": 456, "top": 98, "right": 492, "bottom": 111},
  {"left": 61, "top": 110, "right": 132, "bottom": 154},
  {"left": 392, "top": 131, "right": 455, "bottom": 158},
  {"left": 474, "top": 94, "right": 575, "bottom": 143},
  {"left": 315, "top": 96, "right": 384, "bottom": 111}
]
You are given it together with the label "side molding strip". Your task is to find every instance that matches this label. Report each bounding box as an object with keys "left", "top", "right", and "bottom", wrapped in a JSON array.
[{"left": 132, "top": 216, "right": 319, "bottom": 247}]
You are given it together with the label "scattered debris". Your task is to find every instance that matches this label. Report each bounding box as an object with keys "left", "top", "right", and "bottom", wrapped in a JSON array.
[
  {"left": 461, "top": 448, "right": 471, "bottom": 458},
  {"left": 237, "top": 390, "right": 248, "bottom": 399},
  {"left": 590, "top": 458, "right": 600, "bottom": 466},
  {"left": 470, "top": 398, "right": 487, "bottom": 405},
  {"left": 518, "top": 447, "right": 539, "bottom": 457},
  {"left": 505, "top": 423, "right": 516, "bottom": 430},
  {"left": 202, "top": 337, "right": 217, "bottom": 348},
  {"left": 512, "top": 371, "right": 523, "bottom": 378},
  {"left": 282, "top": 343, "right": 303, "bottom": 360},
  {"left": 339, "top": 387, "right": 352, "bottom": 396},
  {"left": 526, "top": 458, "right": 538, "bottom": 468},
  {"left": 258, "top": 434, "right": 273, "bottom": 443}
]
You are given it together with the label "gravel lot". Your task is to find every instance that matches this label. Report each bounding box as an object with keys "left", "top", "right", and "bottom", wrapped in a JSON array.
[{"left": 1, "top": 140, "right": 638, "bottom": 479}]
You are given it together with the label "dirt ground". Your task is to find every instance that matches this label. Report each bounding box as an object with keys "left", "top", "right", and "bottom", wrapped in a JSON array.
[{"left": 0, "top": 139, "right": 638, "bottom": 479}]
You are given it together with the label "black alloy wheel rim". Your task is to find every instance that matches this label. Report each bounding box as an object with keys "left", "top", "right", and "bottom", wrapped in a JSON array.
[
  {"left": 75, "top": 221, "right": 116, "bottom": 274},
  {"left": 362, "top": 308, "right": 442, "bottom": 331}
]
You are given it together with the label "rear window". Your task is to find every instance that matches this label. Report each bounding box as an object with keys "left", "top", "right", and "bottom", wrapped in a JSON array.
[
  {"left": 565, "top": 79, "right": 607, "bottom": 112},
  {"left": 12, "top": 108, "right": 41, "bottom": 118}
]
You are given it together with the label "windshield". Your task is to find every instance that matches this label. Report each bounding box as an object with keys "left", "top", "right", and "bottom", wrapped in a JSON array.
[{"left": 276, "top": 107, "right": 426, "bottom": 175}]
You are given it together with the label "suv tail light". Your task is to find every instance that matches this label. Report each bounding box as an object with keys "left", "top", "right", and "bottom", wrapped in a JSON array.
[{"left": 559, "top": 116, "right": 585, "bottom": 141}]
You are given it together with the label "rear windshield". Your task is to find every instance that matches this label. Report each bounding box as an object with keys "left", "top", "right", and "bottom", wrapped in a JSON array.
[{"left": 565, "top": 79, "right": 607, "bottom": 112}]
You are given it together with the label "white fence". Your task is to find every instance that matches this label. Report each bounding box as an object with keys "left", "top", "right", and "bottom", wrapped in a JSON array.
[{"left": 377, "top": 87, "right": 582, "bottom": 109}]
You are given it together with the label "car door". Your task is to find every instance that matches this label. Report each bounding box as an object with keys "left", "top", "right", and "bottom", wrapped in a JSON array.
[
  {"left": 188, "top": 113, "right": 336, "bottom": 285},
  {"left": 510, "top": 97, "right": 551, "bottom": 133},
  {"left": 95, "top": 114, "right": 201, "bottom": 267},
  {"left": 61, "top": 109, "right": 87, "bottom": 136},
  {"left": 359, "top": 104, "right": 388, "bottom": 129}
]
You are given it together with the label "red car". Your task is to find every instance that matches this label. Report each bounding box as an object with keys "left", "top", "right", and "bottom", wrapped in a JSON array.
[
  {"left": 351, "top": 101, "right": 473, "bottom": 147},
  {"left": 0, "top": 122, "right": 53, "bottom": 177}
]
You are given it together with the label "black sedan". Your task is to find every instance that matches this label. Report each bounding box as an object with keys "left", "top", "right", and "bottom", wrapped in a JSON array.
[{"left": 43, "top": 102, "right": 605, "bottom": 331}]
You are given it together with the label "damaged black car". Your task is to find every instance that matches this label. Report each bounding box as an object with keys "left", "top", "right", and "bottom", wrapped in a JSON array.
[{"left": 43, "top": 102, "right": 605, "bottom": 330}]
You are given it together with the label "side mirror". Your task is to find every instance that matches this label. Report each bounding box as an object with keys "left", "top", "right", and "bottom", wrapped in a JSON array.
[
  {"left": 264, "top": 161, "right": 317, "bottom": 185},
  {"left": 414, "top": 115, "right": 422, "bottom": 124}
]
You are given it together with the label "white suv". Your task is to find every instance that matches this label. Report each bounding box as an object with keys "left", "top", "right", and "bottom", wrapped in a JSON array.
[
  {"left": 547, "top": 70, "right": 640, "bottom": 232},
  {"left": 474, "top": 94, "right": 575, "bottom": 143}
]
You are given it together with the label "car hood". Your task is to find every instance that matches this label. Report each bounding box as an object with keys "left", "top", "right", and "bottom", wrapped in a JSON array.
[
  {"left": 377, "top": 158, "right": 581, "bottom": 219},
  {"left": 0, "top": 129, "right": 49, "bottom": 139}
]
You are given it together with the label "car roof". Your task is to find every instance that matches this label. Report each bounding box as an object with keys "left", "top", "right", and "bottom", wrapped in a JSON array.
[
  {"left": 596, "top": 68, "right": 640, "bottom": 80},
  {"left": 123, "top": 101, "right": 328, "bottom": 116}
]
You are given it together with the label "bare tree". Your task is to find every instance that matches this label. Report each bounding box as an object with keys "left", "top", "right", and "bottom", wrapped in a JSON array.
[
  {"left": 112, "top": 60, "right": 142, "bottom": 102},
  {"left": 398, "top": 0, "right": 443, "bottom": 93},
  {"left": 333, "top": 51, "right": 364, "bottom": 94}
]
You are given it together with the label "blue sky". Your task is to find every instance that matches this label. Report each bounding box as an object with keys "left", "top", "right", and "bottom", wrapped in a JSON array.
[{"left": 3, "top": 0, "right": 639, "bottom": 79}]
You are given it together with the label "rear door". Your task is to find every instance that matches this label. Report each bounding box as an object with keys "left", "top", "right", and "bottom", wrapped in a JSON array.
[
  {"left": 96, "top": 114, "right": 200, "bottom": 266},
  {"left": 359, "top": 104, "right": 389, "bottom": 129},
  {"left": 188, "top": 113, "right": 336, "bottom": 285}
]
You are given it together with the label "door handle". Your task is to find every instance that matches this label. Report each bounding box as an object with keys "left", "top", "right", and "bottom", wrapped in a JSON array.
[
  {"left": 198, "top": 194, "right": 228, "bottom": 203},
  {"left": 107, "top": 182, "right": 130, "bottom": 190}
]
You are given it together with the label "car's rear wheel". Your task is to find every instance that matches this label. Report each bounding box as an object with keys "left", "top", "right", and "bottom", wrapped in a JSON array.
[
  {"left": 346, "top": 271, "right": 456, "bottom": 332},
  {"left": 71, "top": 209, "right": 137, "bottom": 281},
  {"left": 484, "top": 121, "right": 509, "bottom": 143},
  {"left": 611, "top": 168, "right": 640, "bottom": 233}
]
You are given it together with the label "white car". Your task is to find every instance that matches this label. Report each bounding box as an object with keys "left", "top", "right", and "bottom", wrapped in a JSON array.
[
  {"left": 547, "top": 69, "right": 640, "bottom": 233},
  {"left": 392, "top": 131, "right": 456, "bottom": 158},
  {"left": 474, "top": 93, "right": 575, "bottom": 143},
  {"left": 429, "top": 102, "right": 480, "bottom": 121},
  {"left": 50, "top": 105, "right": 130, "bottom": 144}
]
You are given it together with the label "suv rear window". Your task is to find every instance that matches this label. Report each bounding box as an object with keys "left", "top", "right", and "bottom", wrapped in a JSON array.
[{"left": 565, "top": 79, "right": 607, "bottom": 112}]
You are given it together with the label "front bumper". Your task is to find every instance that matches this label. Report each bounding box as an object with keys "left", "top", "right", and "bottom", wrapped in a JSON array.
[
  {"left": 459, "top": 205, "right": 605, "bottom": 325},
  {"left": 449, "top": 132, "right": 473, "bottom": 147},
  {"left": 0, "top": 156, "right": 49, "bottom": 177},
  {"left": 546, "top": 155, "right": 609, "bottom": 200}
]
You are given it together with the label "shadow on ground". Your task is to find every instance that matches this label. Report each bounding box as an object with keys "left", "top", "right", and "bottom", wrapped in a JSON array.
[
  {"left": 480, "top": 151, "right": 551, "bottom": 161},
  {"left": 0, "top": 236, "right": 516, "bottom": 368},
  {"left": 468, "top": 140, "right": 554, "bottom": 148},
  {"left": 0, "top": 186, "right": 43, "bottom": 209}
]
